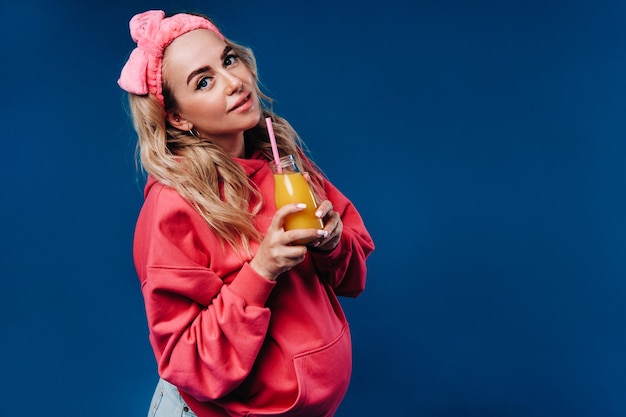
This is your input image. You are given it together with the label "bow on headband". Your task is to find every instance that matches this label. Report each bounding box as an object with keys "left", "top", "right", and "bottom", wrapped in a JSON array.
[{"left": 117, "top": 10, "right": 224, "bottom": 107}]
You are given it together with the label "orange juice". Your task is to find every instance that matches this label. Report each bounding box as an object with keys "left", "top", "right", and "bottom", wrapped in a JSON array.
[{"left": 274, "top": 172, "right": 324, "bottom": 233}]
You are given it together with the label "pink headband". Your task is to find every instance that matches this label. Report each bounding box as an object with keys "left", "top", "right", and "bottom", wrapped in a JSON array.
[{"left": 117, "top": 10, "right": 224, "bottom": 107}]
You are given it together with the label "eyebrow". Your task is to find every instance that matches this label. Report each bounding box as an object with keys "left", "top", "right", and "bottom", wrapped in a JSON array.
[{"left": 186, "top": 45, "right": 234, "bottom": 86}]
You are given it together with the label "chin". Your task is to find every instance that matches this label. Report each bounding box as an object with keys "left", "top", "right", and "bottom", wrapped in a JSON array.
[{"left": 245, "top": 109, "right": 262, "bottom": 129}]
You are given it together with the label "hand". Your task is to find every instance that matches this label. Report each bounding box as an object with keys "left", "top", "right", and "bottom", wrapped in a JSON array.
[
  {"left": 249, "top": 203, "right": 323, "bottom": 281},
  {"left": 300, "top": 172, "right": 342, "bottom": 252},
  {"left": 308, "top": 199, "right": 342, "bottom": 252}
]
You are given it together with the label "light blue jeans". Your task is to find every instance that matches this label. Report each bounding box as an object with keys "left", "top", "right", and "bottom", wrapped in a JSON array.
[{"left": 148, "top": 378, "right": 198, "bottom": 417}]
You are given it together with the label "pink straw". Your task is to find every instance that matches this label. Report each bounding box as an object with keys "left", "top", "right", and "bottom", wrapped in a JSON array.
[{"left": 265, "top": 117, "right": 282, "bottom": 173}]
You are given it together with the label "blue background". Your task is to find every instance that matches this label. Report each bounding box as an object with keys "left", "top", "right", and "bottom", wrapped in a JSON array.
[{"left": 1, "top": 0, "right": 625, "bottom": 416}]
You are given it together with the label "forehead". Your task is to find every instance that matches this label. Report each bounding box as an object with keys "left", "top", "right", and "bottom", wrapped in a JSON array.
[{"left": 163, "top": 29, "right": 226, "bottom": 80}]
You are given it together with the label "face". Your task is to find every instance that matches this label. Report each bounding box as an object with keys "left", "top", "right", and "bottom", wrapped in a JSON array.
[{"left": 163, "top": 29, "right": 260, "bottom": 153}]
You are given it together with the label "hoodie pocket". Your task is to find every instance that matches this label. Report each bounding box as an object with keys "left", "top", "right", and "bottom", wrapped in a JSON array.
[{"left": 242, "top": 324, "right": 352, "bottom": 417}]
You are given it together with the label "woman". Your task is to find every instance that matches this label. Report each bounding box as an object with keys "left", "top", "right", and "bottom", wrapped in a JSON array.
[{"left": 118, "top": 10, "right": 374, "bottom": 417}]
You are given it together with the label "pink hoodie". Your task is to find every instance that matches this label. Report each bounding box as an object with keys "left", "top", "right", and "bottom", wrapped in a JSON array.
[{"left": 133, "top": 152, "right": 374, "bottom": 417}]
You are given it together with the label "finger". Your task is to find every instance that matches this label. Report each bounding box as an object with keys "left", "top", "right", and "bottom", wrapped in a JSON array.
[
  {"left": 272, "top": 203, "right": 307, "bottom": 228},
  {"left": 314, "top": 200, "right": 334, "bottom": 219},
  {"left": 279, "top": 246, "right": 308, "bottom": 267},
  {"left": 319, "top": 215, "right": 341, "bottom": 243},
  {"left": 321, "top": 211, "right": 339, "bottom": 233},
  {"left": 316, "top": 217, "right": 342, "bottom": 251},
  {"left": 284, "top": 228, "right": 327, "bottom": 246}
]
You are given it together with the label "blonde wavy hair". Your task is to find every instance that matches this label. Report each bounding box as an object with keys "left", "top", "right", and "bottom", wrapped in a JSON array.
[{"left": 127, "top": 30, "right": 324, "bottom": 255}]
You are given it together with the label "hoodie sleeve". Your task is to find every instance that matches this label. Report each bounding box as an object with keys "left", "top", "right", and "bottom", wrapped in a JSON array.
[
  {"left": 309, "top": 177, "right": 375, "bottom": 297},
  {"left": 133, "top": 182, "right": 275, "bottom": 402}
]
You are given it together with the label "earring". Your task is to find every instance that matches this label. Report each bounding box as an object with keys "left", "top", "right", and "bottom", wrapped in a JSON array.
[{"left": 189, "top": 129, "right": 200, "bottom": 139}]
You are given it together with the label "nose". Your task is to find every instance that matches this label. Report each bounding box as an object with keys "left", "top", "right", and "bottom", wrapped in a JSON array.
[{"left": 223, "top": 71, "right": 243, "bottom": 95}]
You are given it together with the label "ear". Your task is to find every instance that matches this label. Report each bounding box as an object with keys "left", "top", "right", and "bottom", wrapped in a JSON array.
[{"left": 167, "top": 111, "right": 193, "bottom": 131}]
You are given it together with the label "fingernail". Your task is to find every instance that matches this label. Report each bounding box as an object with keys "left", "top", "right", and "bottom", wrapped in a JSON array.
[
  {"left": 317, "top": 230, "right": 329, "bottom": 238},
  {"left": 296, "top": 203, "right": 307, "bottom": 209},
  {"left": 315, "top": 210, "right": 322, "bottom": 218},
  {"left": 313, "top": 241, "right": 321, "bottom": 247}
]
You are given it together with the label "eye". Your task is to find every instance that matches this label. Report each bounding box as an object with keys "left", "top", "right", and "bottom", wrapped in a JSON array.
[
  {"left": 196, "top": 76, "right": 213, "bottom": 90},
  {"left": 224, "top": 53, "right": 239, "bottom": 67}
]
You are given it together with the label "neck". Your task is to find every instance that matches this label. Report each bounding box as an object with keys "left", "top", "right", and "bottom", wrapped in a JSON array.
[{"left": 205, "top": 132, "right": 246, "bottom": 158}]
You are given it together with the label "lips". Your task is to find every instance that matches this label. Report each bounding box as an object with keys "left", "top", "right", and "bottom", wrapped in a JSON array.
[{"left": 229, "top": 93, "right": 252, "bottom": 112}]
